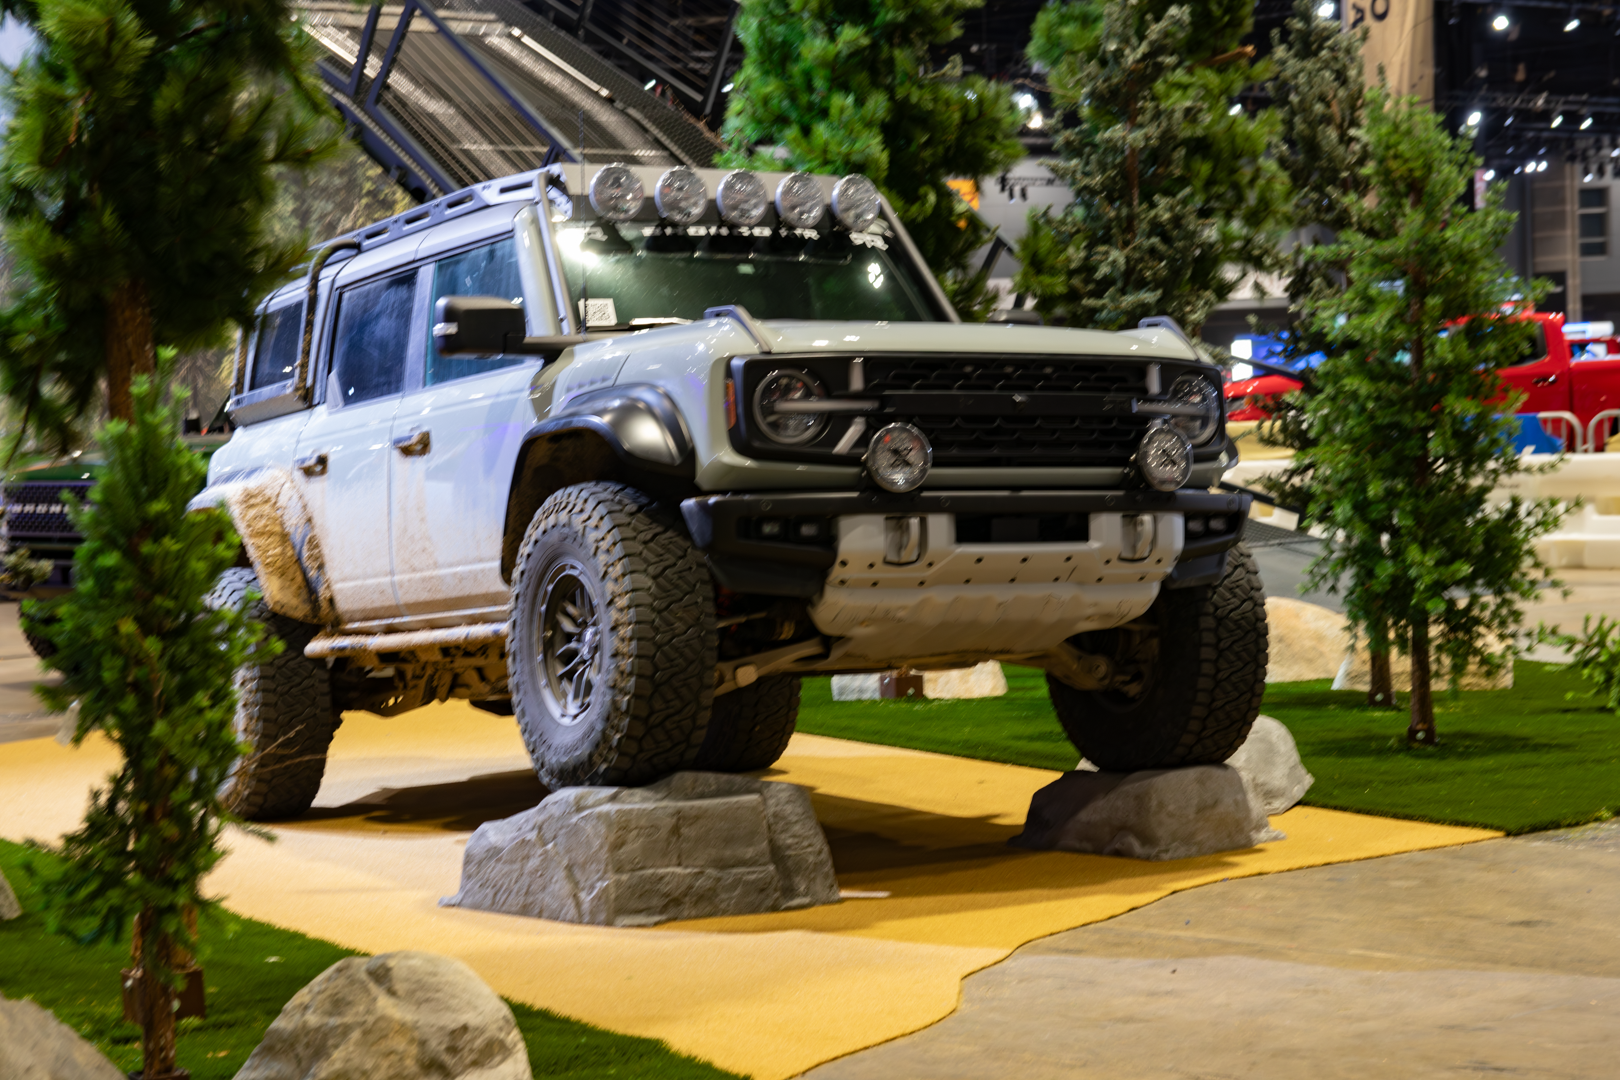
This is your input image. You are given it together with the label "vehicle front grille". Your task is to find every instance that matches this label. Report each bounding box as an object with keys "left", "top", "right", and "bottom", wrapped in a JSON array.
[
  {"left": 866, "top": 357, "right": 1144, "bottom": 397},
  {"left": 3, "top": 482, "right": 87, "bottom": 541}
]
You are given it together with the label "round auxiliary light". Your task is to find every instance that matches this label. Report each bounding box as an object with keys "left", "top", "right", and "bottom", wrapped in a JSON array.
[
  {"left": 753, "top": 368, "right": 829, "bottom": 445},
  {"left": 832, "top": 174, "right": 882, "bottom": 231},
  {"left": 1136, "top": 422, "right": 1193, "bottom": 492},
  {"left": 654, "top": 165, "right": 707, "bottom": 224},
  {"left": 588, "top": 164, "right": 644, "bottom": 222},
  {"left": 716, "top": 169, "right": 769, "bottom": 226},
  {"left": 1168, "top": 374, "right": 1221, "bottom": 446},
  {"left": 775, "top": 172, "right": 826, "bottom": 229},
  {"left": 865, "top": 423, "right": 933, "bottom": 494}
]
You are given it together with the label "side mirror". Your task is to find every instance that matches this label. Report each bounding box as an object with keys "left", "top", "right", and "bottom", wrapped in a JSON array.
[
  {"left": 433, "top": 296, "right": 526, "bottom": 356},
  {"left": 986, "top": 308, "right": 1044, "bottom": 326}
]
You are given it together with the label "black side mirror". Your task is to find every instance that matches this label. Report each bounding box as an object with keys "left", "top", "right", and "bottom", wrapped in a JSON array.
[
  {"left": 986, "top": 308, "right": 1044, "bottom": 326},
  {"left": 433, "top": 296, "right": 526, "bottom": 356}
]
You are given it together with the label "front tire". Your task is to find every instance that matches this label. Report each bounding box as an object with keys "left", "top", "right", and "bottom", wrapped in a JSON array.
[
  {"left": 1048, "top": 544, "right": 1268, "bottom": 771},
  {"left": 207, "top": 567, "right": 340, "bottom": 821},
  {"left": 694, "top": 676, "right": 801, "bottom": 772},
  {"left": 509, "top": 483, "right": 716, "bottom": 789}
]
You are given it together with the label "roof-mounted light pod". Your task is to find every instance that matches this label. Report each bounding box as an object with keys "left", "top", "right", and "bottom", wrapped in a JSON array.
[
  {"left": 775, "top": 172, "right": 825, "bottom": 229},
  {"left": 588, "top": 163, "right": 644, "bottom": 221},
  {"left": 654, "top": 166, "right": 707, "bottom": 224},
  {"left": 832, "top": 174, "right": 882, "bottom": 231},
  {"left": 716, "top": 170, "right": 769, "bottom": 226}
]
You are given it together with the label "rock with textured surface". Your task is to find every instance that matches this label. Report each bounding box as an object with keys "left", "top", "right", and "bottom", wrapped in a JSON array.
[
  {"left": 443, "top": 772, "right": 840, "bottom": 927},
  {"left": 831, "top": 674, "right": 883, "bottom": 700},
  {"left": 1333, "top": 643, "right": 1513, "bottom": 692},
  {"left": 1224, "top": 715, "right": 1314, "bottom": 815},
  {"left": 233, "top": 952, "right": 528, "bottom": 1080},
  {"left": 922, "top": 662, "right": 1008, "bottom": 699},
  {"left": 0, "top": 995, "right": 125, "bottom": 1080},
  {"left": 1264, "top": 598, "right": 1349, "bottom": 683},
  {"left": 1011, "top": 766, "right": 1284, "bottom": 861},
  {"left": 0, "top": 867, "right": 19, "bottom": 921}
]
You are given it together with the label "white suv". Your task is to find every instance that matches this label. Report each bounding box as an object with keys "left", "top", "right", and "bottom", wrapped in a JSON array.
[{"left": 198, "top": 164, "right": 1266, "bottom": 820}]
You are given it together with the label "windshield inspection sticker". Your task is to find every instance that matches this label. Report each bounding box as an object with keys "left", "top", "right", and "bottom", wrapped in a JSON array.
[{"left": 579, "top": 298, "right": 618, "bottom": 328}]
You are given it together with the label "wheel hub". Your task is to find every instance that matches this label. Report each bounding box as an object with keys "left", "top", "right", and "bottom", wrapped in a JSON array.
[{"left": 535, "top": 560, "right": 602, "bottom": 726}]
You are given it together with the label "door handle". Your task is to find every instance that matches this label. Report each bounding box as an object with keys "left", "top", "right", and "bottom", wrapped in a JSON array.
[
  {"left": 295, "top": 452, "right": 328, "bottom": 477},
  {"left": 1533, "top": 375, "right": 1558, "bottom": 386},
  {"left": 393, "top": 429, "right": 431, "bottom": 456}
]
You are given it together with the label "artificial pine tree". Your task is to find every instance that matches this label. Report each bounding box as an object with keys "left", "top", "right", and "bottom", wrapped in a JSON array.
[
  {"left": 719, "top": 0, "right": 1024, "bottom": 318},
  {"left": 28, "top": 377, "right": 266, "bottom": 1078},
  {"left": 1286, "top": 88, "right": 1561, "bottom": 745},
  {"left": 1015, "top": 0, "right": 1284, "bottom": 334},
  {"left": 0, "top": 0, "right": 336, "bottom": 450}
]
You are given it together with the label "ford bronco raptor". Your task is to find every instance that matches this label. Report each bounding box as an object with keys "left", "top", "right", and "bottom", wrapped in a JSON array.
[{"left": 193, "top": 163, "right": 1266, "bottom": 820}]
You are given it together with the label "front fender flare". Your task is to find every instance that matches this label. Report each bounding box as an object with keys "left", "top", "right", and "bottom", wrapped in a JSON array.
[
  {"left": 188, "top": 469, "right": 335, "bottom": 625},
  {"left": 525, "top": 384, "right": 694, "bottom": 476}
]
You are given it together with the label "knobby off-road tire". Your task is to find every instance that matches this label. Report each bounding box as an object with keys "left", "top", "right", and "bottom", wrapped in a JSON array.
[
  {"left": 1048, "top": 543, "right": 1269, "bottom": 771},
  {"left": 694, "top": 676, "right": 801, "bottom": 772},
  {"left": 206, "top": 567, "right": 340, "bottom": 820},
  {"left": 509, "top": 483, "right": 717, "bottom": 789}
]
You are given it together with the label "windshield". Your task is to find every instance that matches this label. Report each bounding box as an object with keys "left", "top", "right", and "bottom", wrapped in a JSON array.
[{"left": 554, "top": 220, "right": 941, "bottom": 327}]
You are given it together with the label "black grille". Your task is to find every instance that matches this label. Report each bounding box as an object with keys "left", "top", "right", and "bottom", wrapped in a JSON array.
[
  {"left": 3, "top": 482, "right": 87, "bottom": 541},
  {"left": 866, "top": 358, "right": 1151, "bottom": 467}
]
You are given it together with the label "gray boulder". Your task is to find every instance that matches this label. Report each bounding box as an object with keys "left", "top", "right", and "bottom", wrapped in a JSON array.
[
  {"left": 233, "top": 951, "right": 528, "bottom": 1080},
  {"left": 1224, "top": 715, "right": 1314, "bottom": 815},
  {"left": 0, "top": 867, "right": 19, "bottom": 921},
  {"left": 443, "top": 772, "right": 840, "bottom": 927},
  {"left": 1010, "top": 766, "right": 1284, "bottom": 861},
  {"left": 0, "top": 995, "right": 125, "bottom": 1080}
]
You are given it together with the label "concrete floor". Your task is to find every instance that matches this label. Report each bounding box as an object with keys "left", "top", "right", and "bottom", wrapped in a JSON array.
[
  {"left": 806, "top": 824, "right": 1620, "bottom": 1079},
  {"left": 0, "top": 601, "right": 61, "bottom": 744}
]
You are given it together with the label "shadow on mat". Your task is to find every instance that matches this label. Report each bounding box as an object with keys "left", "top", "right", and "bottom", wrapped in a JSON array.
[{"left": 286, "top": 769, "right": 548, "bottom": 833}]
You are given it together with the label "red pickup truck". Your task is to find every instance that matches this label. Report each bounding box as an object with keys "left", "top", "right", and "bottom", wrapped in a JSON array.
[{"left": 1225, "top": 312, "right": 1620, "bottom": 450}]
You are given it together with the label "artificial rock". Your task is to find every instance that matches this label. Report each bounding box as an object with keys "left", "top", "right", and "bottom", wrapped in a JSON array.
[
  {"left": 831, "top": 662, "right": 1008, "bottom": 700},
  {"left": 0, "top": 995, "right": 125, "bottom": 1080},
  {"left": 233, "top": 951, "right": 529, "bottom": 1080},
  {"left": 1263, "top": 598, "right": 1350, "bottom": 682},
  {"left": 1333, "top": 642, "right": 1513, "bottom": 691},
  {"left": 443, "top": 772, "right": 840, "bottom": 927},
  {"left": 1012, "top": 766, "right": 1284, "bottom": 861},
  {"left": 1224, "top": 715, "right": 1315, "bottom": 816},
  {"left": 0, "top": 867, "right": 19, "bottom": 921}
]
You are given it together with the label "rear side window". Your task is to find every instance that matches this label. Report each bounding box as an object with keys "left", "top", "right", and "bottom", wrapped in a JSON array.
[
  {"left": 331, "top": 272, "right": 416, "bottom": 404},
  {"left": 248, "top": 302, "right": 304, "bottom": 391},
  {"left": 426, "top": 238, "right": 526, "bottom": 386}
]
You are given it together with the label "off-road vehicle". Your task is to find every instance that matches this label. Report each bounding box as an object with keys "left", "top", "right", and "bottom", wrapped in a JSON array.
[{"left": 194, "top": 163, "right": 1266, "bottom": 820}]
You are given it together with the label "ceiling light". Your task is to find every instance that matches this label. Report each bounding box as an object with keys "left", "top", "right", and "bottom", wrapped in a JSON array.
[
  {"left": 1538, "top": 160, "right": 1549, "bottom": 172},
  {"left": 1581, "top": 116, "right": 1594, "bottom": 130},
  {"left": 1016, "top": 93, "right": 1037, "bottom": 111},
  {"left": 1586, "top": 170, "right": 1596, "bottom": 182},
  {"left": 1028, "top": 111, "right": 1045, "bottom": 129},
  {"left": 1504, "top": 115, "right": 1515, "bottom": 127},
  {"left": 1316, "top": 1, "right": 1335, "bottom": 16},
  {"left": 1612, "top": 147, "right": 1620, "bottom": 157},
  {"left": 1467, "top": 110, "right": 1482, "bottom": 126},
  {"left": 643, "top": 78, "right": 656, "bottom": 90},
  {"left": 720, "top": 81, "right": 734, "bottom": 93},
  {"left": 1552, "top": 115, "right": 1565, "bottom": 128},
  {"left": 1484, "top": 169, "right": 1497, "bottom": 181},
  {"left": 1492, "top": 13, "right": 1510, "bottom": 31},
  {"left": 1565, "top": 16, "right": 1580, "bottom": 31},
  {"left": 1229, "top": 102, "right": 1243, "bottom": 115}
]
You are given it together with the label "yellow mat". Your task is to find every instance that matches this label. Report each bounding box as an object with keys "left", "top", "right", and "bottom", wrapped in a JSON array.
[{"left": 0, "top": 704, "right": 1499, "bottom": 1079}]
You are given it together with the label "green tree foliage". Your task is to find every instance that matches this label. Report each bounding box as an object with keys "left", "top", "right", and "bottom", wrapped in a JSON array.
[
  {"left": 1015, "top": 0, "right": 1285, "bottom": 335},
  {"left": 1285, "top": 89, "right": 1562, "bottom": 744},
  {"left": 0, "top": 0, "right": 337, "bottom": 451},
  {"left": 26, "top": 377, "right": 265, "bottom": 1077},
  {"left": 719, "top": 0, "right": 1024, "bottom": 318}
]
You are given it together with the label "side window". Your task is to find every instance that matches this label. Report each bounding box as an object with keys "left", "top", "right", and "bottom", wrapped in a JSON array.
[
  {"left": 248, "top": 301, "right": 304, "bottom": 391},
  {"left": 331, "top": 272, "right": 416, "bottom": 405},
  {"left": 426, "top": 237, "right": 526, "bottom": 386}
]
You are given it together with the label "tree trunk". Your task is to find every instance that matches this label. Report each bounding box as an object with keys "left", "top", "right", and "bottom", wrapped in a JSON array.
[
  {"left": 1367, "top": 613, "right": 1395, "bottom": 706},
  {"left": 132, "top": 910, "right": 180, "bottom": 1078},
  {"left": 1406, "top": 621, "right": 1437, "bottom": 744},
  {"left": 105, "top": 279, "right": 157, "bottom": 421}
]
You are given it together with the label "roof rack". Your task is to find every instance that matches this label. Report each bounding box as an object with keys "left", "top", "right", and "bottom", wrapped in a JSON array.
[{"left": 307, "top": 168, "right": 555, "bottom": 257}]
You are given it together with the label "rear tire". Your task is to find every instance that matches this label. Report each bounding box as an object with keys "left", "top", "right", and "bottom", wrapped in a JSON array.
[
  {"left": 1047, "top": 544, "right": 1268, "bottom": 771},
  {"left": 694, "top": 676, "right": 801, "bottom": 772},
  {"left": 508, "top": 483, "right": 716, "bottom": 789},
  {"left": 207, "top": 567, "right": 340, "bottom": 821}
]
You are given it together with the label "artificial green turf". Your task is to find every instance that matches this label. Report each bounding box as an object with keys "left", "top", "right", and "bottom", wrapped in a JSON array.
[
  {"left": 794, "top": 661, "right": 1620, "bottom": 834},
  {"left": 0, "top": 839, "right": 739, "bottom": 1079}
]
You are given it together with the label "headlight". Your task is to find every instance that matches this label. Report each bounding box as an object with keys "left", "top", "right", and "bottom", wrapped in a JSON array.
[
  {"left": 1136, "top": 422, "right": 1192, "bottom": 491},
  {"left": 1169, "top": 374, "right": 1221, "bottom": 446},
  {"left": 588, "top": 164, "right": 644, "bottom": 221},
  {"left": 865, "top": 423, "right": 933, "bottom": 493},
  {"left": 775, "top": 172, "right": 825, "bottom": 228},
  {"left": 654, "top": 166, "right": 707, "bottom": 224},
  {"left": 716, "top": 170, "right": 769, "bottom": 226},
  {"left": 752, "top": 368, "right": 828, "bottom": 445},
  {"left": 831, "top": 174, "right": 881, "bottom": 231}
]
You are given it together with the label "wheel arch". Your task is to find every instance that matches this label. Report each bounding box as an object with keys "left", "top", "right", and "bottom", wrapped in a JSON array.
[{"left": 188, "top": 468, "right": 335, "bottom": 625}]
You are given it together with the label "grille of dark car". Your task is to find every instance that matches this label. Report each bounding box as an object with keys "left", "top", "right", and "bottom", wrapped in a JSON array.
[
  {"left": 3, "top": 482, "right": 87, "bottom": 540},
  {"left": 865, "top": 357, "right": 1152, "bottom": 466}
]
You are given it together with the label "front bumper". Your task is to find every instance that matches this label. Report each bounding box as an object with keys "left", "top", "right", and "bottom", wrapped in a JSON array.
[{"left": 680, "top": 488, "right": 1251, "bottom": 598}]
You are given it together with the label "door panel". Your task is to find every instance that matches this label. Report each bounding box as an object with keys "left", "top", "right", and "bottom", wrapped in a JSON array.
[{"left": 295, "top": 269, "right": 421, "bottom": 626}]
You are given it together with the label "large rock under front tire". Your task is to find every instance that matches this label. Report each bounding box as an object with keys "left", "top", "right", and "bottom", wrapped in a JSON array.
[
  {"left": 694, "top": 676, "right": 801, "bottom": 773},
  {"left": 1048, "top": 544, "right": 1269, "bottom": 772},
  {"left": 508, "top": 483, "right": 716, "bottom": 789},
  {"left": 207, "top": 567, "right": 340, "bottom": 821}
]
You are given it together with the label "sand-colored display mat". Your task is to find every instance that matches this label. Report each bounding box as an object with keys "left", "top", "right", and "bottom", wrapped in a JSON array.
[{"left": 0, "top": 704, "right": 1499, "bottom": 1078}]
